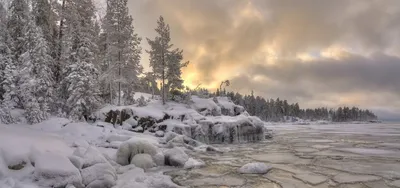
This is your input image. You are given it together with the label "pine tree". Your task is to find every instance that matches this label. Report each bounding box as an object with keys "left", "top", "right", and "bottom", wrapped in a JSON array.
[
  {"left": 147, "top": 16, "right": 188, "bottom": 105},
  {"left": 59, "top": 0, "right": 101, "bottom": 120},
  {"left": 32, "top": 0, "right": 58, "bottom": 79},
  {"left": 17, "top": 11, "right": 54, "bottom": 123},
  {"left": 7, "top": 0, "right": 30, "bottom": 63},
  {"left": 101, "top": 0, "right": 142, "bottom": 105},
  {"left": 0, "top": 2, "right": 15, "bottom": 124},
  {"left": 0, "top": 1, "right": 10, "bottom": 100},
  {"left": 165, "top": 48, "right": 188, "bottom": 93}
]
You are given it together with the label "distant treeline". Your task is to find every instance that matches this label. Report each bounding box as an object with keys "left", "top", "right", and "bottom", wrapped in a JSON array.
[{"left": 205, "top": 89, "right": 378, "bottom": 122}]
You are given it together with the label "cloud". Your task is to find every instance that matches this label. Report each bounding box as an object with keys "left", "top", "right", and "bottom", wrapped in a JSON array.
[
  {"left": 230, "top": 53, "right": 400, "bottom": 110},
  {"left": 127, "top": 0, "right": 400, "bottom": 119}
]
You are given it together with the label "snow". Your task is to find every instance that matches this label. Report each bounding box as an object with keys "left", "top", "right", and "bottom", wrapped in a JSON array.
[
  {"left": 237, "top": 162, "right": 271, "bottom": 174},
  {"left": 184, "top": 158, "right": 205, "bottom": 169},
  {"left": 80, "top": 162, "right": 116, "bottom": 187},
  {"left": 159, "top": 119, "right": 191, "bottom": 137},
  {"left": 190, "top": 96, "right": 221, "bottom": 116},
  {"left": 0, "top": 93, "right": 274, "bottom": 188},
  {"left": 0, "top": 118, "right": 183, "bottom": 188},
  {"left": 114, "top": 166, "right": 181, "bottom": 188},
  {"left": 0, "top": 124, "right": 73, "bottom": 167},
  {"left": 0, "top": 178, "right": 39, "bottom": 188},
  {"left": 130, "top": 154, "right": 156, "bottom": 170},
  {"left": 34, "top": 152, "right": 82, "bottom": 187},
  {"left": 164, "top": 147, "right": 189, "bottom": 167},
  {"left": 81, "top": 146, "right": 108, "bottom": 168},
  {"left": 133, "top": 92, "right": 153, "bottom": 101},
  {"left": 116, "top": 139, "right": 159, "bottom": 166},
  {"left": 152, "top": 152, "right": 165, "bottom": 166},
  {"left": 155, "top": 131, "right": 164, "bottom": 137},
  {"left": 68, "top": 155, "right": 83, "bottom": 169}
]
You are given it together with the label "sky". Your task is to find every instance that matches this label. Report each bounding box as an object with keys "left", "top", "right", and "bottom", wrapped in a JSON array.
[{"left": 116, "top": 0, "right": 400, "bottom": 120}]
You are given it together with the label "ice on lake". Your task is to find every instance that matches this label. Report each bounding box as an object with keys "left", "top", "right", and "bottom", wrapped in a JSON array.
[{"left": 170, "top": 122, "right": 400, "bottom": 188}]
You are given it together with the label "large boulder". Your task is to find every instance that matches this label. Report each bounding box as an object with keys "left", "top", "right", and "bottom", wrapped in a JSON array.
[
  {"left": 136, "top": 117, "right": 157, "bottom": 133},
  {"left": 152, "top": 152, "right": 165, "bottom": 166},
  {"left": 81, "top": 163, "right": 117, "bottom": 188},
  {"left": 81, "top": 147, "right": 108, "bottom": 168},
  {"left": 193, "top": 115, "right": 265, "bottom": 144},
  {"left": 164, "top": 148, "right": 189, "bottom": 167},
  {"left": 104, "top": 109, "right": 133, "bottom": 125},
  {"left": 34, "top": 152, "right": 83, "bottom": 188},
  {"left": 130, "top": 154, "right": 156, "bottom": 170},
  {"left": 184, "top": 158, "right": 205, "bottom": 169},
  {"left": 238, "top": 162, "right": 271, "bottom": 174},
  {"left": 116, "top": 139, "right": 158, "bottom": 166}
]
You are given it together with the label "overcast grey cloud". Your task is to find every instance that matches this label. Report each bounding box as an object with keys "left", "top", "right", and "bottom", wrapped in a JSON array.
[{"left": 125, "top": 0, "right": 400, "bottom": 119}]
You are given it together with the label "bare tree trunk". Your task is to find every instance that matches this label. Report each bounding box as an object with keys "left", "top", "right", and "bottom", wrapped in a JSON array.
[
  {"left": 117, "top": 10, "right": 121, "bottom": 106},
  {"left": 118, "top": 51, "right": 121, "bottom": 106},
  {"left": 161, "top": 48, "right": 165, "bottom": 105},
  {"left": 109, "top": 81, "right": 112, "bottom": 104}
]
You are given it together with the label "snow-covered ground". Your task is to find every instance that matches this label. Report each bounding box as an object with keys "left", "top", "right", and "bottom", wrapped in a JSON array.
[
  {"left": 0, "top": 94, "right": 267, "bottom": 188},
  {"left": 0, "top": 118, "right": 183, "bottom": 188}
]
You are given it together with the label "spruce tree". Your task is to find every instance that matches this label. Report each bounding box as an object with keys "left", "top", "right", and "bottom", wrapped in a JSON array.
[
  {"left": 101, "top": 0, "right": 142, "bottom": 105},
  {"left": 18, "top": 12, "right": 54, "bottom": 124},
  {"left": 60, "top": 0, "right": 101, "bottom": 120},
  {"left": 7, "top": 0, "right": 30, "bottom": 63},
  {"left": 0, "top": 2, "right": 15, "bottom": 123}
]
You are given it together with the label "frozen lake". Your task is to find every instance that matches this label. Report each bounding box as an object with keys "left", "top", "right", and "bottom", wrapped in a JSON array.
[{"left": 168, "top": 123, "right": 400, "bottom": 188}]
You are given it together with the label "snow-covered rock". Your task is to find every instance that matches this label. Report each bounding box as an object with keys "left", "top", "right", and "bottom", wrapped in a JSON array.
[
  {"left": 215, "top": 97, "right": 245, "bottom": 116},
  {"left": 116, "top": 164, "right": 137, "bottom": 175},
  {"left": 34, "top": 152, "right": 83, "bottom": 187},
  {"left": 69, "top": 155, "right": 84, "bottom": 169},
  {"left": 164, "top": 147, "right": 189, "bottom": 167},
  {"left": 116, "top": 139, "right": 158, "bottom": 166},
  {"left": 190, "top": 96, "right": 221, "bottom": 116},
  {"left": 194, "top": 115, "right": 265, "bottom": 144},
  {"left": 165, "top": 131, "right": 179, "bottom": 143},
  {"left": 238, "top": 162, "right": 271, "bottom": 174},
  {"left": 106, "top": 134, "right": 132, "bottom": 143},
  {"left": 130, "top": 154, "right": 156, "bottom": 170},
  {"left": 72, "top": 140, "right": 90, "bottom": 148},
  {"left": 72, "top": 147, "right": 86, "bottom": 158},
  {"left": 81, "top": 162, "right": 117, "bottom": 188},
  {"left": 184, "top": 158, "right": 205, "bottom": 169},
  {"left": 81, "top": 146, "right": 108, "bottom": 168},
  {"left": 155, "top": 131, "right": 164, "bottom": 137},
  {"left": 125, "top": 117, "right": 138, "bottom": 127},
  {"left": 114, "top": 165, "right": 181, "bottom": 188},
  {"left": 153, "top": 152, "right": 165, "bottom": 166}
]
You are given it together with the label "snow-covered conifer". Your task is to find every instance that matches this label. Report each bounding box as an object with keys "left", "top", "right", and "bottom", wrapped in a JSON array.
[
  {"left": 7, "top": 0, "right": 30, "bottom": 62},
  {"left": 0, "top": 2, "right": 15, "bottom": 123},
  {"left": 17, "top": 14, "right": 54, "bottom": 124},
  {"left": 101, "top": 0, "right": 142, "bottom": 105},
  {"left": 59, "top": 0, "right": 101, "bottom": 120}
]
